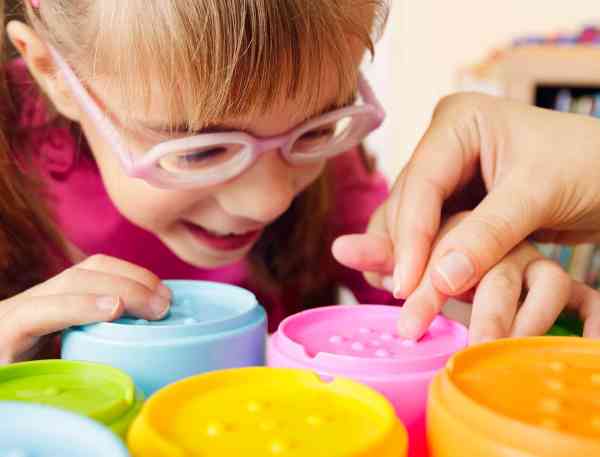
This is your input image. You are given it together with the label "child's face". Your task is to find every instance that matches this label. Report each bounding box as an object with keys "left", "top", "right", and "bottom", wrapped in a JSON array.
[{"left": 76, "top": 76, "right": 345, "bottom": 268}]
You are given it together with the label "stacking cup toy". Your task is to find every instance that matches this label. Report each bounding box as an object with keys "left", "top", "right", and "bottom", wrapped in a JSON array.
[
  {"left": 62, "top": 280, "right": 267, "bottom": 395},
  {"left": 128, "top": 367, "right": 407, "bottom": 457},
  {"left": 268, "top": 305, "right": 468, "bottom": 456},
  {"left": 0, "top": 402, "right": 130, "bottom": 456},
  {"left": 0, "top": 360, "right": 143, "bottom": 438},
  {"left": 547, "top": 311, "right": 583, "bottom": 336},
  {"left": 428, "top": 337, "right": 600, "bottom": 457}
]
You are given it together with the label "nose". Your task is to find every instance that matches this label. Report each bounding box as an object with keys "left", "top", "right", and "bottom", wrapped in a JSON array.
[{"left": 215, "top": 150, "right": 297, "bottom": 224}]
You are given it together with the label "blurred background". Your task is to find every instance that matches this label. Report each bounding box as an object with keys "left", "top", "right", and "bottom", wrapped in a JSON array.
[
  {"left": 366, "top": 0, "right": 600, "bottom": 180},
  {"left": 359, "top": 0, "right": 600, "bottom": 307}
]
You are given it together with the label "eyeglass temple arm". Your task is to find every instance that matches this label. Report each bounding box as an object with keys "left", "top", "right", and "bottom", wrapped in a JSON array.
[
  {"left": 358, "top": 72, "right": 386, "bottom": 122},
  {"left": 48, "top": 46, "right": 134, "bottom": 171}
]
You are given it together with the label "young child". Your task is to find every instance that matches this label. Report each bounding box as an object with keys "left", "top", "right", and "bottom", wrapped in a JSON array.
[{"left": 0, "top": 0, "right": 588, "bottom": 363}]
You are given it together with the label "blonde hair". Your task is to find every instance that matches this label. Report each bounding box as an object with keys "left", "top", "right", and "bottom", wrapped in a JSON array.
[
  {"left": 5, "top": 0, "right": 388, "bottom": 309},
  {"left": 29, "top": 0, "right": 389, "bottom": 131}
]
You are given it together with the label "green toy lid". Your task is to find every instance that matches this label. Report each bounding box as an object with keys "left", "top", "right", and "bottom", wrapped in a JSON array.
[
  {"left": 547, "top": 311, "right": 584, "bottom": 337},
  {"left": 0, "top": 360, "right": 143, "bottom": 436}
]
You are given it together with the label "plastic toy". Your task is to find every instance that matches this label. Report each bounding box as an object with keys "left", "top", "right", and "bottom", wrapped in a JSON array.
[
  {"left": 547, "top": 311, "right": 584, "bottom": 337},
  {"left": 62, "top": 280, "right": 267, "bottom": 395},
  {"left": 267, "top": 305, "right": 468, "bottom": 457},
  {"left": 0, "top": 360, "right": 143, "bottom": 438},
  {"left": 127, "top": 367, "right": 407, "bottom": 457},
  {"left": 0, "top": 402, "right": 130, "bottom": 456},
  {"left": 428, "top": 337, "right": 600, "bottom": 456}
]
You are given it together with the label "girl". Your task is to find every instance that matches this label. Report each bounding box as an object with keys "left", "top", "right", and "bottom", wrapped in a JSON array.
[{"left": 0, "top": 0, "right": 591, "bottom": 363}]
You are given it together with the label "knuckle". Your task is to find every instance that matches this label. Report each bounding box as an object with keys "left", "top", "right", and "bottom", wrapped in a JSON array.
[
  {"left": 483, "top": 311, "right": 509, "bottom": 336},
  {"left": 531, "top": 258, "right": 569, "bottom": 284},
  {"left": 434, "top": 92, "right": 488, "bottom": 117},
  {"left": 136, "top": 269, "right": 161, "bottom": 289},
  {"left": 434, "top": 93, "right": 465, "bottom": 114},
  {"left": 486, "top": 266, "right": 521, "bottom": 292},
  {"left": 471, "top": 214, "right": 518, "bottom": 259},
  {"left": 120, "top": 280, "right": 150, "bottom": 300}
]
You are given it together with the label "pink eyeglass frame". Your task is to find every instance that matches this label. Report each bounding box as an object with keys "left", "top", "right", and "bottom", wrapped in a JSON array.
[{"left": 49, "top": 45, "right": 386, "bottom": 189}]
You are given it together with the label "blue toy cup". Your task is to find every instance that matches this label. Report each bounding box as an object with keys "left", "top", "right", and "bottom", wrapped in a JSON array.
[
  {"left": 0, "top": 402, "right": 130, "bottom": 456},
  {"left": 61, "top": 280, "right": 267, "bottom": 395}
]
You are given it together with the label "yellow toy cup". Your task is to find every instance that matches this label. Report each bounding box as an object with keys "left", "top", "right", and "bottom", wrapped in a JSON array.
[
  {"left": 428, "top": 337, "right": 600, "bottom": 456},
  {"left": 128, "top": 367, "right": 407, "bottom": 457}
]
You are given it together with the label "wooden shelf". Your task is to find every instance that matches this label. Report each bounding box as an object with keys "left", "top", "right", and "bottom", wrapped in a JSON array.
[
  {"left": 461, "top": 46, "right": 600, "bottom": 103},
  {"left": 459, "top": 44, "right": 600, "bottom": 286}
]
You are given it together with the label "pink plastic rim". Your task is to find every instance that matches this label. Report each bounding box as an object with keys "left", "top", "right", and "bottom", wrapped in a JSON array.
[{"left": 270, "top": 305, "right": 468, "bottom": 376}]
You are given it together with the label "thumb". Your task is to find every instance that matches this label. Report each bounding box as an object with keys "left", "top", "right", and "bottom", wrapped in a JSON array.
[{"left": 429, "top": 175, "right": 544, "bottom": 296}]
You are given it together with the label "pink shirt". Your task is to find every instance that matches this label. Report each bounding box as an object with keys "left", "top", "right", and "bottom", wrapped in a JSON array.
[{"left": 8, "top": 59, "right": 402, "bottom": 331}]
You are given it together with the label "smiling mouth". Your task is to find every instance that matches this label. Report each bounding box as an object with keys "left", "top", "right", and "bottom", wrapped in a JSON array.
[{"left": 183, "top": 222, "right": 263, "bottom": 251}]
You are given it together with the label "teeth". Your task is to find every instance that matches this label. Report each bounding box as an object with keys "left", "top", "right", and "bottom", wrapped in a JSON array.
[
  {"left": 206, "top": 228, "right": 246, "bottom": 237},
  {"left": 191, "top": 222, "right": 260, "bottom": 237}
]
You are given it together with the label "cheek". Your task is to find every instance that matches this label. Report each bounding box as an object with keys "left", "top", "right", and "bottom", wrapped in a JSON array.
[
  {"left": 105, "top": 182, "right": 185, "bottom": 231},
  {"left": 295, "top": 161, "right": 327, "bottom": 191},
  {"left": 79, "top": 119, "right": 202, "bottom": 231},
  {"left": 101, "top": 169, "right": 190, "bottom": 231}
]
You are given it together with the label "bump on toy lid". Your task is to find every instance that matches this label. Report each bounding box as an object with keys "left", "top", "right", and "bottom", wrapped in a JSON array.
[
  {"left": 0, "top": 402, "right": 129, "bottom": 457},
  {"left": 0, "top": 360, "right": 138, "bottom": 427},
  {"left": 131, "top": 368, "right": 407, "bottom": 457},
  {"left": 447, "top": 337, "right": 600, "bottom": 443},
  {"left": 273, "top": 305, "right": 467, "bottom": 373},
  {"left": 69, "top": 280, "right": 264, "bottom": 340}
]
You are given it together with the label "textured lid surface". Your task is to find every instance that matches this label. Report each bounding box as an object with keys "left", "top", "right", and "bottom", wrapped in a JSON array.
[
  {"left": 432, "top": 337, "right": 600, "bottom": 456},
  {"left": 70, "top": 280, "right": 264, "bottom": 340},
  {"left": 272, "top": 306, "right": 467, "bottom": 374},
  {"left": 0, "top": 360, "right": 139, "bottom": 427},
  {"left": 128, "top": 368, "right": 407, "bottom": 457}
]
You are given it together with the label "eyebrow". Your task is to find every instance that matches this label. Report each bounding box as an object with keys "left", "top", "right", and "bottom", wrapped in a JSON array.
[{"left": 134, "top": 95, "right": 357, "bottom": 136}]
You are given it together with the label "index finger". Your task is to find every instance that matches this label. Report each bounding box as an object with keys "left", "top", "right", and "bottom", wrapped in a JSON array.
[{"left": 389, "top": 97, "right": 481, "bottom": 298}]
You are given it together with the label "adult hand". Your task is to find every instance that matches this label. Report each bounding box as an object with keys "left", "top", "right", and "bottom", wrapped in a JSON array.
[{"left": 335, "top": 92, "right": 600, "bottom": 339}]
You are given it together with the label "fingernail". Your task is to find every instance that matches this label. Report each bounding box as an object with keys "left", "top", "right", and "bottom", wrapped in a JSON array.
[
  {"left": 382, "top": 276, "right": 394, "bottom": 293},
  {"left": 97, "top": 296, "right": 119, "bottom": 313},
  {"left": 149, "top": 294, "right": 170, "bottom": 319},
  {"left": 434, "top": 252, "right": 475, "bottom": 293},
  {"left": 156, "top": 283, "right": 172, "bottom": 300}
]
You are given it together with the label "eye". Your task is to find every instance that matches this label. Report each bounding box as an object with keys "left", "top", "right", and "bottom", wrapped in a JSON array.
[
  {"left": 297, "top": 126, "right": 336, "bottom": 144},
  {"left": 159, "top": 144, "right": 244, "bottom": 173},
  {"left": 176, "top": 147, "right": 228, "bottom": 165}
]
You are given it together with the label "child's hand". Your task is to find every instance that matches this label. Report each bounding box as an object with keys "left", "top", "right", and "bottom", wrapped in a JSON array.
[
  {"left": 333, "top": 212, "right": 600, "bottom": 343},
  {"left": 0, "top": 255, "right": 171, "bottom": 363}
]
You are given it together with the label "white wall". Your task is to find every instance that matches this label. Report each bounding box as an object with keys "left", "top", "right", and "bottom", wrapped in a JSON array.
[
  {"left": 387, "top": 0, "right": 600, "bottom": 176},
  {"left": 361, "top": 2, "right": 398, "bottom": 181}
]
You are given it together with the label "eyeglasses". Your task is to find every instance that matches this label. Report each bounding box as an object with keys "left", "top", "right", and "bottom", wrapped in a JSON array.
[{"left": 50, "top": 46, "right": 385, "bottom": 189}]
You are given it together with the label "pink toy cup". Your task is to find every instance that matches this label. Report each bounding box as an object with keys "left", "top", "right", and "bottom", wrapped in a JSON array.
[{"left": 267, "top": 305, "right": 468, "bottom": 457}]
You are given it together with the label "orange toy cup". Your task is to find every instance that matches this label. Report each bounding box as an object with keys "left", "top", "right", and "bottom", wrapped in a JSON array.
[{"left": 428, "top": 337, "right": 600, "bottom": 457}]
